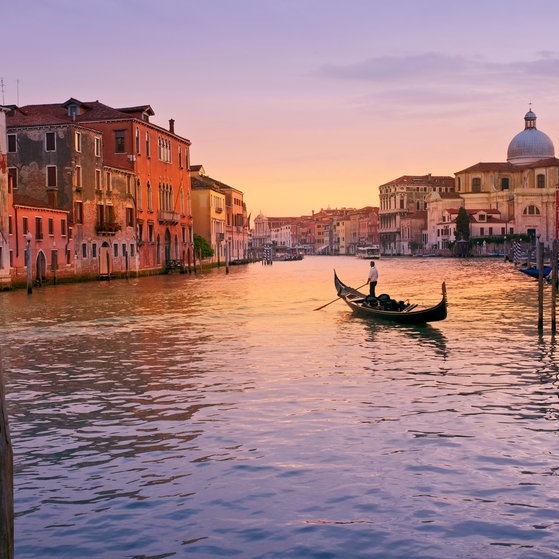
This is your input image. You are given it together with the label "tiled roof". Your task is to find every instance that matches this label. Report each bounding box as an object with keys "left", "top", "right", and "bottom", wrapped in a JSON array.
[{"left": 7, "top": 98, "right": 154, "bottom": 127}]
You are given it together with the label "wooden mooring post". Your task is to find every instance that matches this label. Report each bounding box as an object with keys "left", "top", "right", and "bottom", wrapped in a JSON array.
[
  {"left": 538, "top": 241, "right": 544, "bottom": 330},
  {"left": 0, "top": 370, "right": 14, "bottom": 559},
  {"left": 552, "top": 240, "right": 558, "bottom": 333}
]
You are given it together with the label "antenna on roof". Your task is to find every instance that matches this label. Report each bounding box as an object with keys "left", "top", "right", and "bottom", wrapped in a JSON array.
[{"left": 0, "top": 78, "right": 5, "bottom": 105}]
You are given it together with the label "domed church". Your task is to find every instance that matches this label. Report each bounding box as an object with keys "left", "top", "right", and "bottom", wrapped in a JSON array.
[
  {"left": 429, "top": 107, "right": 559, "bottom": 250},
  {"left": 507, "top": 109, "right": 555, "bottom": 165}
]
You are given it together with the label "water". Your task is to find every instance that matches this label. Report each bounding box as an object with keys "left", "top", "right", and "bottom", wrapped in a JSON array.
[{"left": 2, "top": 256, "right": 559, "bottom": 558}]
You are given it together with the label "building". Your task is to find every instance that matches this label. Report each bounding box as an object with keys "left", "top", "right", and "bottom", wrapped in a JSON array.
[
  {"left": 190, "top": 171, "right": 226, "bottom": 263},
  {"left": 190, "top": 165, "right": 249, "bottom": 263},
  {"left": 6, "top": 98, "right": 193, "bottom": 278},
  {"left": 379, "top": 174, "right": 455, "bottom": 255},
  {"left": 454, "top": 108, "right": 559, "bottom": 247}
]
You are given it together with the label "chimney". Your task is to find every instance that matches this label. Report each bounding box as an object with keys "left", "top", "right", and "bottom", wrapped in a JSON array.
[{"left": 169, "top": 119, "right": 175, "bottom": 134}]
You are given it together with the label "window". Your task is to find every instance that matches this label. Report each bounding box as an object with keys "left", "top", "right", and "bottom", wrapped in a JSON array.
[
  {"left": 61, "top": 219, "right": 67, "bottom": 236},
  {"left": 501, "top": 177, "right": 509, "bottom": 190},
  {"left": 95, "top": 137, "right": 102, "bottom": 157},
  {"left": 82, "top": 243, "right": 87, "bottom": 258},
  {"left": 146, "top": 133, "right": 150, "bottom": 157},
  {"left": 472, "top": 178, "right": 481, "bottom": 192},
  {"left": 148, "top": 222, "right": 154, "bottom": 243},
  {"left": 47, "top": 166, "right": 57, "bottom": 188},
  {"left": 480, "top": 227, "right": 485, "bottom": 236},
  {"left": 8, "top": 216, "right": 12, "bottom": 235},
  {"left": 147, "top": 182, "right": 153, "bottom": 211},
  {"left": 74, "top": 201, "right": 83, "bottom": 224},
  {"left": 114, "top": 244, "right": 118, "bottom": 257},
  {"left": 130, "top": 244, "right": 135, "bottom": 257},
  {"left": 22, "top": 217, "right": 28, "bottom": 234},
  {"left": 35, "top": 217, "right": 43, "bottom": 240},
  {"left": 178, "top": 147, "right": 183, "bottom": 168},
  {"left": 75, "top": 132, "right": 82, "bottom": 152},
  {"left": 92, "top": 243, "right": 97, "bottom": 258},
  {"left": 136, "top": 180, "right": 143, "bottom": 211},
  {"left": 122, "top": 243, "right": 126, "bottom": 256},
  {"left": 45, "top": 132, "right": 56, "bottom": 151},
  {"left": 115, "top": 130, "right": 125, "bottom": 153},
  {"left": 126, "top": 207, "right": 134, "bottom": 226},
  {"left": 106, "top": 170, "right": 112, "bottom": 191},
  {"left": 478, "top": 214, "right": 486, "bottom": 222},
  {"left": 138, "top": 222, "right": 143, "bottom": 243},
  {"left": 48, "top": 218, "right": 54, "bottom": 236},
  {"left": 136, "top": 127, "right": 140, "bottom": 154},
  {"left": 537, "top": 174, "right": 545, "bottom": 188},
  {"left": 8, "top": 168, "right": 17, "bottom": 192},
  {"left": 7, "top": 134, "right": 16, "bottom": 153},
  {"left": 97, "top": 204, "right": 105, "bottom": 225},
  {"left": 75, "top": 166, "right": 82, "bottom": 188},
  {"left": 523, "top": 205, "right": 541, "bottom": 215},
  {"left": 96, "top": 169, "right": 102, "bottom": 190}
]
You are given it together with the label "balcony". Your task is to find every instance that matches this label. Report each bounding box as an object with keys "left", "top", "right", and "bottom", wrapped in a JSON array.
[
  {"left": 96, "top": 222, "right": 122, "bottom": 235},
  {"left": 158, "top": 210, "right": 180, "bottom": 224}
]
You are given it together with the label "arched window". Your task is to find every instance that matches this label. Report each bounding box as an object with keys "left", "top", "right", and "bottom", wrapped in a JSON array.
[
  {"left": 523, "top": 205, "right": 540, "bottom": 215},
  {"left": 472, "top": 178, "right": 481, "bottom": 193},
  {"left": 147, "top": 181, "right": 153, "bottom": 212}
]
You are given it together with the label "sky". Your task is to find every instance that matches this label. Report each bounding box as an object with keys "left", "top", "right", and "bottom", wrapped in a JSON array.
[{"left": 5, "top": 0, "right": 559, "bottom": 217}]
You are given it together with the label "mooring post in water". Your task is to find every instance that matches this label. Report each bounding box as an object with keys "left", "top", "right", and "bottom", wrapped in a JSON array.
[
  {"left": 538, "top": 241, "right": 544, "bottom": 330},
  {"left": 225, "top": 241, "right": 230, "bottom": 275},
  {"left": 552, "top": 240, "right": 558, "bottom": 333},
  {"left": 0, "top": 371, "right": 14, "bottom": 559}
]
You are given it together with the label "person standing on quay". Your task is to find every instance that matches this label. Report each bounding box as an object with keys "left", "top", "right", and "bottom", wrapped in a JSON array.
[{"left": 367, "top": 260, "right": 378, "bottom": 297}]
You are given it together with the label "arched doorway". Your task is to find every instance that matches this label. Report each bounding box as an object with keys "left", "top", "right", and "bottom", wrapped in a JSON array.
[
  {"left": 164, "top": 229, "right": 171, "bottom": 264},
  {"left": 35, "top": 251, "right": 47, "bottom": 285},
  {"left": 99, "top": 241, "right": 112, "bottom": 278}
]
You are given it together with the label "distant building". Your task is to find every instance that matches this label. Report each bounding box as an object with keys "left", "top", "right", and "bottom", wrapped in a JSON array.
[
  {"left": 454, "top": 108, "right": 559, "bottom": 247},
  {"left": 379, "top": 174, "right": 455, "bottom": 255}
]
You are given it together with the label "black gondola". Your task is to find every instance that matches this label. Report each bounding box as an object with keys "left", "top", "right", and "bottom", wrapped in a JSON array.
[{"left": 334, "top": 270, "right": 447, "bottom": 324}]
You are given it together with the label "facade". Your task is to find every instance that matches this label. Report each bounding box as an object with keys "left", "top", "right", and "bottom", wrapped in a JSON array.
[
  {"left": 190, "top": 172, "right": 227, "bottom": 263},
  {"left": 190, "top": 165, "right": 249, "bottom": 262},
  {"left": 6, "top": 98, "right": 193, "bottom": 279},
  {"left": 11, "top": 194, "right": 72, "bottom": 283},
  {"left": 0, "top": 108, "right": 10, "bottom": 287},
  {"left": 453, "top": 108, "right": 559, "bottom": 248},
  {"left": 379, "top": 174, "right": 455, "bottom": 255}
]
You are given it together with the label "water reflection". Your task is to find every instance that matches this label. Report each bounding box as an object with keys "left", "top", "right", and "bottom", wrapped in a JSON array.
[{"left": 5, "top": 257, "right": 559, "bottom": 559}]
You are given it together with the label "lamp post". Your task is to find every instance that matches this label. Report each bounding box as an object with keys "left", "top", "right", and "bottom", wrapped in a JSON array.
[{"left": 25, "top": 232, "right": 32, "bottom": 295}]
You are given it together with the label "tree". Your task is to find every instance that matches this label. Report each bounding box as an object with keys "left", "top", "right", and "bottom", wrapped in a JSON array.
[
  {"left": 455, "top": 207, "right": 470, "bottom": 241},
  {"left": 193, "top": 234, "right": 214, "bottom": 258},
  {"left": 454, "top": 207, "right": 471, "bottom": 257}
]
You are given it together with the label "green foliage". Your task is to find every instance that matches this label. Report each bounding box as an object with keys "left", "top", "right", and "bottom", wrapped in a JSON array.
[
  {"left": 455, "top": 207, "right": 470, "bottom": 241},
  {"left": 193, "top": 234, "right": 214, "bottom": 258}
]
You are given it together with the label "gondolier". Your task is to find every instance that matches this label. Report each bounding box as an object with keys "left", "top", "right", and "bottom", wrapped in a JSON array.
[{"left": 367, "top": 261, "right": 378, "bottom": 297}]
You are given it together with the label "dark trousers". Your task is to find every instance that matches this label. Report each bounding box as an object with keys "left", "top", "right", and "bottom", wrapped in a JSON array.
[{"left": 369, "top": 281, "right": 377, "bottom": 297}]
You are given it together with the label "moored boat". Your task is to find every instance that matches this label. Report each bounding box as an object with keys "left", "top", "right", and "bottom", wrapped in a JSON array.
[{"left": 334, "top": 271, "right": 447, "bottom": 324}]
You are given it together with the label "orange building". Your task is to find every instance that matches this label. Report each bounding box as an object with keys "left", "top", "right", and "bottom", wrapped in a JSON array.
[{"left": 7, "top": 98, "right": 193, "bottom": 279}]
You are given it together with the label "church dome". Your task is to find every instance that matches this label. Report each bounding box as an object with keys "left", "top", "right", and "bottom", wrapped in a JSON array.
[{"left": 507, "top": 109, "right": 555, "bottom": 165}]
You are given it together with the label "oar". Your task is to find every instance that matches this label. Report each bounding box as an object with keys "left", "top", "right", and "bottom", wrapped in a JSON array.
[{"left": 313, "top": 282, "right": 369, "bottom": 311}]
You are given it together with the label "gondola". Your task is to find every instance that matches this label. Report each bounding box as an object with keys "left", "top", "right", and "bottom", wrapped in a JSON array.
[{"left": 334, "top": 270, "right": 447, "bottom": 324}]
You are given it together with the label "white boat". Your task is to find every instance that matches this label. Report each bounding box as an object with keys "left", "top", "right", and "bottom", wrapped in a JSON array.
[{"left": 356, "top": 245, "right": 381, "bottom": 259}]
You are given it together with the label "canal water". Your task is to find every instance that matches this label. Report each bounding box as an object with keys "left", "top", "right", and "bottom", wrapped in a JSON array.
[{"left": 2, "top": 256, "right": 559, "bottom": 559}]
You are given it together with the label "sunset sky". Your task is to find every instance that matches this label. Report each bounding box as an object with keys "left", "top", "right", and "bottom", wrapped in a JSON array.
[{"left": 5, "top": 0, "right": 559, "bottom": 217}]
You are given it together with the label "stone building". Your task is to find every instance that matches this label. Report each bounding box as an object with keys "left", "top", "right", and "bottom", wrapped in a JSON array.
[
  {"left": 379, "top": 174, "right": 455, "bottom": 255},
  {"left": 454, "top": 108, "right": 559, "bottom": 247},
  {"left": 7, "top": 98, "right": 193, "bottom": 279}
]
